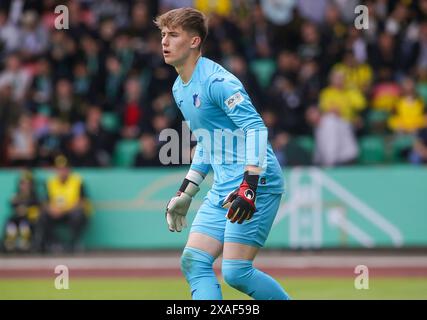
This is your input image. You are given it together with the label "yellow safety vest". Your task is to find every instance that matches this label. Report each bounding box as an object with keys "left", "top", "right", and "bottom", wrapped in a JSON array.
[{"left": 47, "top": 174, "right": 82, "bottom": 211}]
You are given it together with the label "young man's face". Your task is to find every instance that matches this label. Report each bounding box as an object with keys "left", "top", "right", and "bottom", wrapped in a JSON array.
[{"left": 161, "top": 26, "right": 197, "bottom": 67}]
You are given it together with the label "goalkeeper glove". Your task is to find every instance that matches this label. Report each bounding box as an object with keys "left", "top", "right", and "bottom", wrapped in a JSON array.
[
  {"left": 166, "top": 170, "right": 203, "bottom": 232},
  {"left": 222, "top": 171, "right": 259, "bottom": 224}
]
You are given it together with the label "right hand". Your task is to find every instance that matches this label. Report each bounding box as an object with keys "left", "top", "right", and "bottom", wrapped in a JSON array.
[
  {"left": 166, "top": 191, "right": 192, "bottom": 232},
  {"left": 165, "top": 174, "right": 201, "bottom": 232}
]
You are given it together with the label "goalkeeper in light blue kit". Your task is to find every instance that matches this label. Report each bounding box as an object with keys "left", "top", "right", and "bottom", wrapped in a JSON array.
[{"left": 155, "top": 8, "right": 290, "bottom": 300}]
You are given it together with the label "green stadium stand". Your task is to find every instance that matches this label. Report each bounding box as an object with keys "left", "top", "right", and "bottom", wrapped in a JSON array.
[
  {"left": 249, "top": 59, "right": 276, "bottom": 89},
  {"left": 389, "top": 134, "right": 414, "bottom": 163},
  {"left": 358, "top": 135, "right": 386, "bottom": 164},
  {"left": 113, "top": 139, "right": 140, "bottom": 167},
  {"left": 366, "top": 110, "right": 389, "bottom": 134}
]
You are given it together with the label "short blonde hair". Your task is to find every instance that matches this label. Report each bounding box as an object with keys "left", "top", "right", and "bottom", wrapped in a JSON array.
[{"left": 154, "top": 7, "right": 208, "bottom": 49}]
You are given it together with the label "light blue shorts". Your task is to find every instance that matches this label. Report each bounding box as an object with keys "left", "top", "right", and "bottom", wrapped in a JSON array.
[{"left": 190, "top": 192, "right": 282, "bottom": 247}]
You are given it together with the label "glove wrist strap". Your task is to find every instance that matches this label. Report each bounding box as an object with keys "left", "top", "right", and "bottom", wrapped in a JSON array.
[
  {"left": 185, "top": 169, "right": 205, "bottom": 186},
  {"left": 243, "top": 171, "right": 259, "bottom": 191}
]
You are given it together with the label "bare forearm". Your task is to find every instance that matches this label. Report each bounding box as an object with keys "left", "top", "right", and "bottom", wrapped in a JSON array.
[{"left": 245, "top": 165, "right": 262, "bottom": 175}]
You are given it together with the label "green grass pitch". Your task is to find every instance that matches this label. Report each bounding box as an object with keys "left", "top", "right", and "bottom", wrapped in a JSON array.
[{"left": 1, "top": 277, "right": 427, "bottom": 300}]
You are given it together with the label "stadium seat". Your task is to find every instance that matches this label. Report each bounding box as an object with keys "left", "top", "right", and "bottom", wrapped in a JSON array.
[
  {"left": 389, "top": 134, "right": 414, "bottom": 163},
  {"left": 294, "top": 135, "right": 315, "bottom": 155},
  {"left": 366, "top": 110, "right": 389, "bottom": 134},
  {"left": 113, "top": 139, "right": 140, "bottom": 167},
  {"left": 282, "top": 136, "right": 314, "bottom": 166},
  {"left": 358, "top": 135, "right": 386, "bottom": 164},
  {"left": 249, "top": 59, "right": 276, "bottom": 89}
]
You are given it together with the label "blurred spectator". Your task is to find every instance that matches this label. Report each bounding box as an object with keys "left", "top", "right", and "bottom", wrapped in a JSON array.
[
  {"left": 72, "top": 60, "right": 95, "bottom": 101},
  {"left": 145, "top": 59, "right": 178, "bottom": 99},
  {"left": 417, "top": 68, "right": 427, "bottom": 104},
  {"left": 36, "top": 155, "right": 91, "bottom": 253},
  {"left": 120, "top": 76, "right": 149, "bottom": 139},
  {"left": 369, "top": 67, "right": 401, "bottom": 133},
  {"left": 194, "top": 0, "right": 232, "bottom": 17},
  {"left": 297, "top": 21, "right": 323, "bottom": 63},
  {"left": 0, "top": 84, "right": 22, "bottom": 165},
  {"left": 388, "top": 77, "right": 426, "bottom": 134},
  {"left": 7, "top": 113, "right": 37, "bottom": 167},
  {"left": 414, "top": 21, "right": 427, "bottom": 70},
  {"left": 80, "top": 35, "right": 103, "bottom": 81},
  {"left": 320, "top": 3, "right": 347, "bottom": 73},
  {"left": 98, "top": 16, "right": 118, "bottom": 53},
  {"left": 346, "top": 27, "right": 368, "bottom": 64},
  {"left": 319, "top": 69, "right": 366, "bottom": 125},
  {"left": 48, "top": 31, "right": 77, "bottom": 80},
  {"left": 160, "top": 0, "right": 193, "bottom": 12},
  {"left": 0, "top": 53, "right": 32, "bottom": 105},
  {"left": 2, "top": 170, "right": 40, "bottom": 253},
  {"left": 133, "top": 133, "right": 162, "bottom": 167},
  {"left": 137, "top": 31, "right": 165, "bottom": 70},
  {"left": 261, "top": 0, "right": 296, "bottom": 25},
  {"left": 151, "top": 91, "right": 179, "bottom": 130},
  {"left": 91, "top": 0, "right": 130, "bottom": 28},
  {"left": 0, "top": 8, "right": 20, "bottom": 56},
  {"left": 416, "top": 0, "right": 427, "bottom": 22},
  {"left": 152, "top": 113, "right": 172, "bottom": 138},
  {"left": 17, "top": 10, "right": 49, "bottom": 60},
  {"left": 227, "top": 55, "right": 264, "bottom": 109},
  {"left": 309, "top": 106, "right": 359, "bottom": 167},
  {"left": 332, "top": 0, "right": 361, "bottom": 24},
  {"left": 297, "top": 0, "right": 328, "bottom": 24},
  {"left": 51, "top": 78, "right": 86, "bottom": 124},
  {"left": 363, "top": 1, "right": 382, "bottom": 45},
  {"left": 85, "top": 105, "right": 115, "bottom": 166},
  {"left": 271, "top": 74, "right": 308, "bottom": 135},
  {"left": 271, "top": 50, "right": 300, "bottom": 86},
  {"left": 112, "top": 31, "right": 136, "bottom": 75},
  {"left": 261, "top": 109, "right": 283, "bottom": 140},
  {"left": 103, "top": 54, "right": 125, "bottom": 111},
  {"left": 271, "top": 131, "right": 288, "bottom": 166},
  {"left": 0, "top": 83, "right": 22, "bottom": 133},
  {"left": 36, "top": 117, "right": 66, "bottom": 167},
  {"left": 369, "top": 31, "right": 400, "bottom": 75},
  {"left": 60, "top": 0, "right": 94, "bottom": 41},
  {"left": 385, "top": 1, "right": 410, "bottom": 38},
  {"left": 332, "top": 50, "right": 373, "bottom": 93},
  {"left": 66, "top": 132, "right": 101, "bottom": 167},
  {"left": 247, "top": 3, "right": 274, "bottom": 58},
  {"left": 299, "top": 58, "right": 322, "bottom": 109},
  {"left": 29, "top": 57, "right": 53, "bottom": 111},
  {"left": 409, "top": 123, "right": 427, "bottom": 164},
  {"left": 371, "top": 68, "right": 401, "bottom": 113},
  {"left": 313, "top": 69, "right": 365, "bottom": 166},
  {"left": 127, "top": 1, "right": 156, "bottom": 43}
]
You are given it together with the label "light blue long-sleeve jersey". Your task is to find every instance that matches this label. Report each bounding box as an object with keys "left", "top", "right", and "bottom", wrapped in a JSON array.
[{"left": 172, "top": 57, "right": 285, "bottom": 197}]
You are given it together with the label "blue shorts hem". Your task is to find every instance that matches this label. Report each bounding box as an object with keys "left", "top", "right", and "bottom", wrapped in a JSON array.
[
  {"left": 224, "top": 236, "right": 263, "bottom": 248},
  {"left": 190, "top": 227, "right": 224, "bottom": 244}
]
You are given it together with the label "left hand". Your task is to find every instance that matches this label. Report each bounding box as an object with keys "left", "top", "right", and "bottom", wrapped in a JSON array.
[{"left": 222, "top": 173, "right": 258, "bottom": 224}]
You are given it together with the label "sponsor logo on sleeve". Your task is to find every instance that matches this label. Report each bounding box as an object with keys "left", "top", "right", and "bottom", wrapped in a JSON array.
[{"left": 225, "top": 92, "right": 244, "bottom": 109}]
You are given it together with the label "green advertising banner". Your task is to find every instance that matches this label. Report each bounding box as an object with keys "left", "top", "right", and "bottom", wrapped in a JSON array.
[{"left": 0, "top": 166, "right": 426, "bottom": 249}]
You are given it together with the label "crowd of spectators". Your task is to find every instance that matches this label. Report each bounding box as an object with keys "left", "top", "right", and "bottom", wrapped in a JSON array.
[{"left": 1, "top": 0, "right": 427, "bottom": 168}]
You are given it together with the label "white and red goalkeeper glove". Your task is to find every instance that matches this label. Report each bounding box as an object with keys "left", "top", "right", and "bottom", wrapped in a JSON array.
[{"left": 166, "top": 170, "right": 203, "bottom": 232}]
